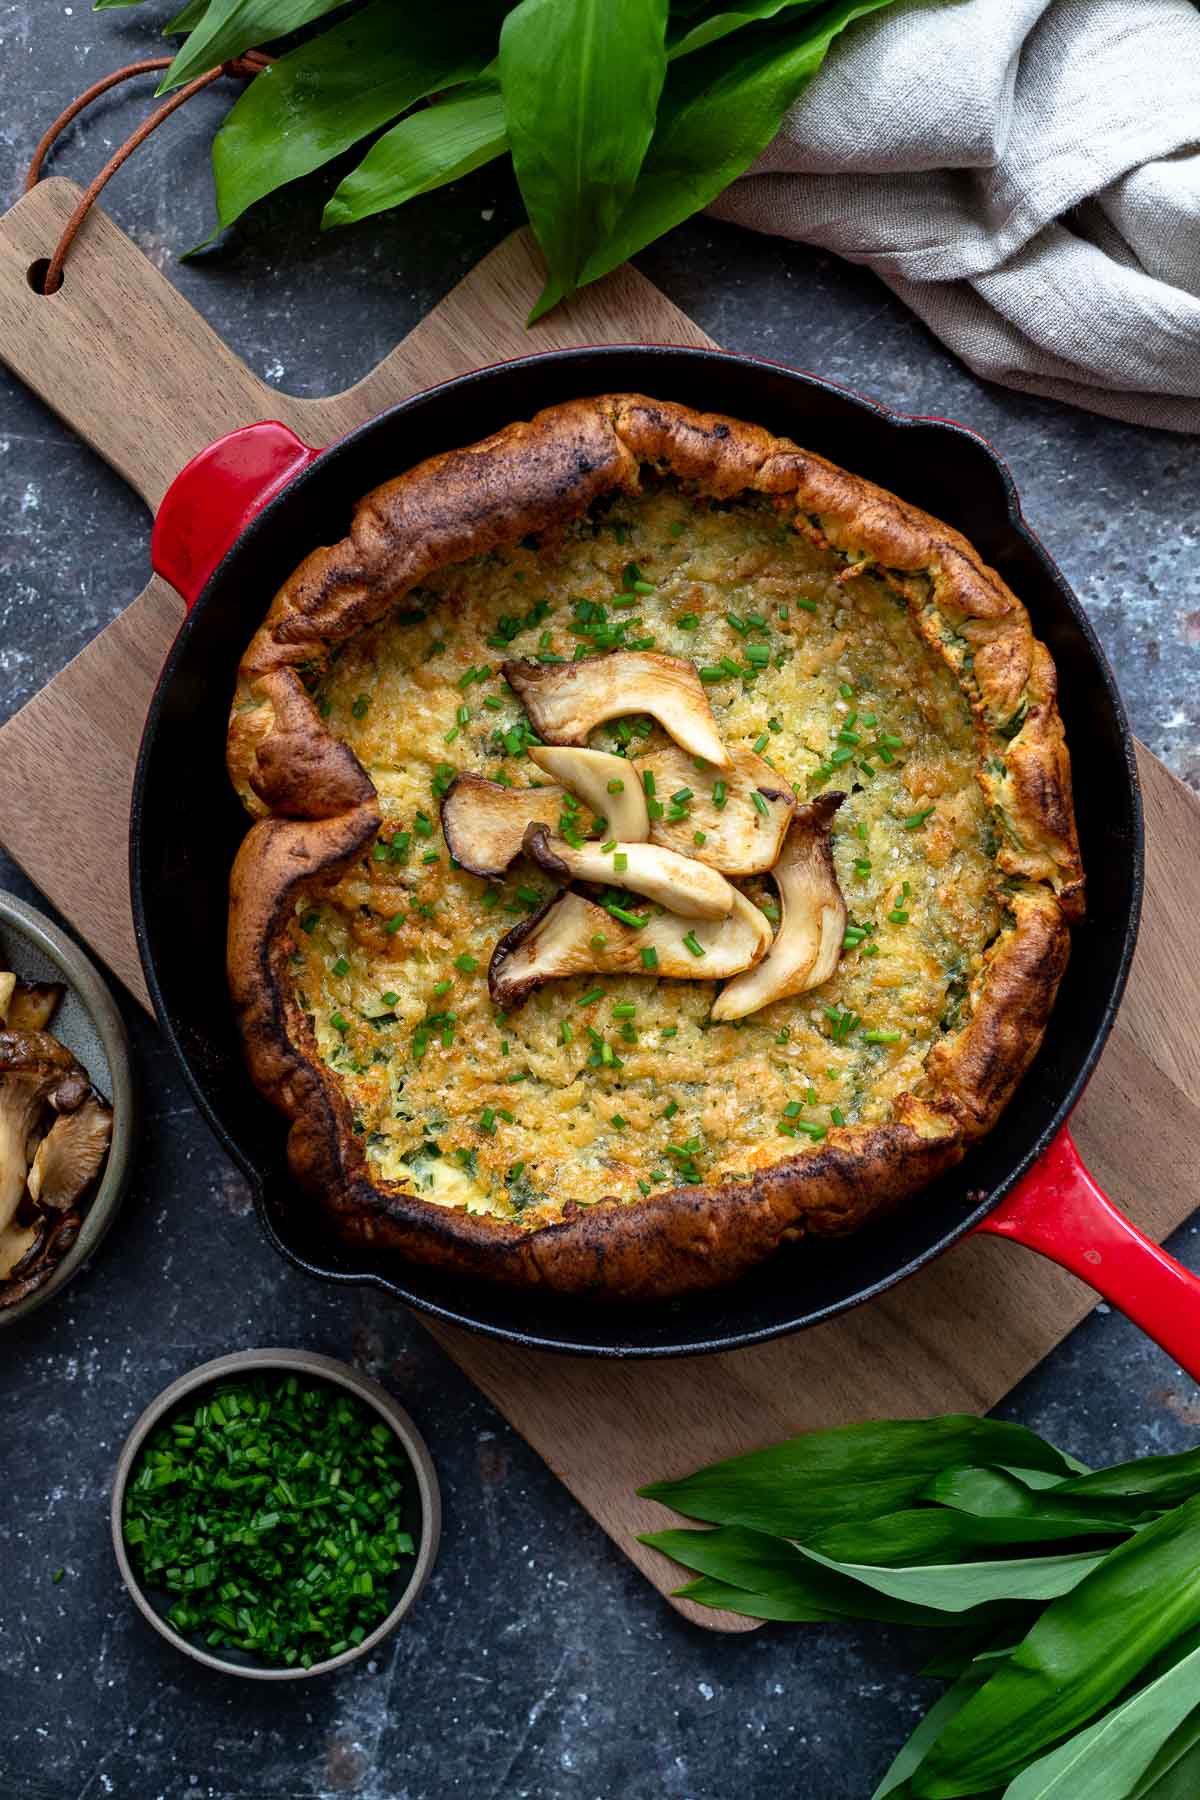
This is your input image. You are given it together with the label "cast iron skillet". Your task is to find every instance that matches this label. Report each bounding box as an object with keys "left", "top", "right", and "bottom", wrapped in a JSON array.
[{"left": 133, "top": 345, "right": 1156, "bottom": 1359}]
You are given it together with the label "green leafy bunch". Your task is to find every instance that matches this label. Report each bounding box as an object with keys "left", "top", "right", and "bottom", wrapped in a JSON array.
[
  {"left": 641, "top": 1415, "right": 1200, "bottom": 1798},
  {"left": 94, "top": 0, "right": 895, "bottom": 318}
]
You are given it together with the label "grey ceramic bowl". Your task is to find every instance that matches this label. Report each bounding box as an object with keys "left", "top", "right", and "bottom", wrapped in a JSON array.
[
  {"left": 111, "top": 1348, "right": 442, "bottom": 1680},
  {"left": 0, "top": 891, "right": 136, "bottom": 1326}
]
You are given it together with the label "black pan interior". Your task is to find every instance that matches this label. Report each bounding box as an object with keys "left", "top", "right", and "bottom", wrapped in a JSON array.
[{"left": 132, "top": 347, "right": 1143, "bottom": 1356}]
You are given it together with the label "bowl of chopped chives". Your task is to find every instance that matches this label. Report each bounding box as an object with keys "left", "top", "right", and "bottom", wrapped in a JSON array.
[{"left": 111, "top": 1348, "right": 441, "bottom": 1679}]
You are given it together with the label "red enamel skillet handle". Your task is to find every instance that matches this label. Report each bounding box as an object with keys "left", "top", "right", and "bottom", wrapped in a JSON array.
[
  {"left": 974, "top": 1127, "right": 1200, "bottom": 1379},
  {"left": 151, "top": 421, "right": 322, "bottom": 610}
]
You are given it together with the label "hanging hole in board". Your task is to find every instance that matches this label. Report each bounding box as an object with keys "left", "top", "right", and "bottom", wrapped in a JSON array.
[{"left": 27, "top": 258, "right": 64, "bottom": 296}]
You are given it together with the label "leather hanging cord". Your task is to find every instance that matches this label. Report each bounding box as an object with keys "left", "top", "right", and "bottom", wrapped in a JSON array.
[{"left": 25, "top": 50, "right": 272, "bottom": 294}]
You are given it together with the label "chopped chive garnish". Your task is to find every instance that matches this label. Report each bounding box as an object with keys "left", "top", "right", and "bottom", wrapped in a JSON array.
[
  {"left": 330, "top": 1012, "right": 349, "bottom": 1034},
  {"left": 903, "top": 806, "right": 936, "bottom": 829},
  {"left": 383, "top": 912, "right": 405, "bottom": 934},
  {"left": 676, "top": 614, "right": 700, "bottom": 631},
  {"left": 300, "top": 911, "right": 320, "bottom": 934},
  {"left": 454, "top": 954, "right": 478, "bottom": 974},
  {"left": 782, "top": 1100, "right": 803, "bottom": 1119},
  {"left": 577, "top": 988, "right": 604, "bottom": 1007},
  {"left": 351, "top": 694, "right": 369, "bottom": 719},
  {"left": 516, "top": 885, "right": 543, "bottom": 907},
  {"left": 560, "top": 1020, "right": 573, "bottom": 1044},
  {"left": 682, "top": 931, "right": 706, "bottom": 958},
  {"left": 605, "top": 901, "right": 649, "bottom": 928},
  {"left": 862, "top": 1029, "right": 903, "bottom": 1045},
  {"left": 831, "top": 1107, "right": 845, "bottom": 1126},
  {"left": 611, "top": 1114, "right": 628, "bottom": 1130},
  {"left": 612, "top": 1002, "right": 637, "bottom": 1019},
  {"left": 778, "top": 605, "right": 790, "bottom": 621},
  {"left": 331, "top": 957, "right": 349, "bottom": 978},
  {"left": 590, "top": 933, "right": 608, "bottom": 951},
  {"left": 413, "top": 811, "right": 434, "bottom": 838},
  {"left": 422, "top": 850, "right": 440, "bottom": 864},
  {"left": 745, "top": 644, "right": 771, "bottom": 667},
  {"left": 380, "top": 991, "right": 399, "bottom": 1007},
  {"left": 795, "top": 597, "right": 818, "bottom": 613},
  {"left": 479, "top": 1107, "right": 496, "bottom": 1134},
  {"left": 121, "top": 1373, "right": 416, "bottom": 1668},
  {"left": 699, "top": 667, "right": 726, "bottom": 684},
  {"left": 751, "top": 791, "right": 770, "bottom": 818},
  {"left": 660, "top": 1026, "right": 678, "bottom": 1039},
  {"left": 712, "top": 780, "right": 728, "bottom": 811},
  {"left": 753, "top": 733, "right": 770, "bottom": 755},
  {"left": 829, "top": 747, "right": 855, "bottom": 766},
  {"left": 613, "top": 852, "right": 629, "bottom": 873},
  {"left": 663, "top": 1100, "right": 679, "bottom": 1120},
  {"left": 640, "top": 946, "right": 659, "bottom": 970},
  {"left": 601, "top": 838, "right": 618, "bottom": 853},
  {"left": 824, "top": 1004, "right": 860, "bottom": 1044},
  {"left": 693, "top": 830, "right": 707, "bottom": 848},
  {"left": 606, "top": 778, "right": 625, "bottom": 795},
  {"left": 888, "top": 909, "right": 910, "bottom": 925}
]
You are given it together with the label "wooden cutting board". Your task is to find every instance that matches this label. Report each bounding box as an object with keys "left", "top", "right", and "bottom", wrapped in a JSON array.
[{"left": 3, "top": 179, "right": 1199, "bottom": 1632}]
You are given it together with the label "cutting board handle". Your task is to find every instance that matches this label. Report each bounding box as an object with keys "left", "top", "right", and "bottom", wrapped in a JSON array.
[{"left": 0, "top": 178, "right": 282, "bottom": 512}]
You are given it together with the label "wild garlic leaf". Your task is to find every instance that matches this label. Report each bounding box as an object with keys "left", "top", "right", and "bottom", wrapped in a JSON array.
[
  {"left": 1131, "top": 1718, "right": 1200, "bottom": 1800},
  {"left": 210, "top": 5, "right": 492, "bottom": 233},
  {"left": 1054, "top": 1444, "right": 1200, "bottom": 1508},
  {"left": 870, "top": 1668, "right": 992, "bottom": 1800},
  {"left": 920, "top": 1466, "right": 1154, "bottom": 1533},
  {"left": 1000, "top": 1641, "right": 1200, "bottom": 1800},
  {"left": 638, "top": 1416, "right": 1080, "bottom": 1538},
  {"left": 644, "top": 1524, "right": 1105, "bottom": 1616},
  {"left": 807, "top": 1506, "right": 1132, "bottom": 1569},
  {"left": 905, "top": 1492, "right": 1200, "bottom": 1797},
  {"left": 158, "top": 0, "right": 348, "bottom": 92},
  {"left": 500, "top": 0, "right": 669, "bottom": 312},
  {"left": 324, "top": 79, "right": 507, "bottom": 230},
  {"left": 164, "top": 0, "right": 211, "bottom": 28},
  {"left": 668, "top": 0, "right": 828, "bottom": 60},
  {"left": 534, "top": 0, "right": 897, "bottom": 318}
]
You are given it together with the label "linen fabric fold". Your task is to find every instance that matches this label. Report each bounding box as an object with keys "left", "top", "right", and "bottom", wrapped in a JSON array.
[{"left": 711, "top": 0, "right": 1200, "bottom": 431}]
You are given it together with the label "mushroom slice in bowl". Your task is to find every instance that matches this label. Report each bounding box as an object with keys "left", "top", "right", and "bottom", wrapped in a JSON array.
[
  {"left": 6, "top": 981, "right": 66, "bottom": 1033},
  {"left": 489, "top": 889, "right": 771, "bottom": 1009},
  {"left": 711, "top": 794, "right": 847, "bottom": 1022},
  {"left": 637, "top": 745, "right": 794, "bottom": 875},
  {"left": 439, "top": 773, "right": 564, "bottom": 878},
  {"left": 527, "top": 746, "right": 650, "bottom": 841},
  {"left": 0, "top": 1031, "right": 84, "bottom": 1232},
  {"left": 503, "top": 652, "right": 733, "bottom": 769},
  {"left": 522, "top": 825, "right": 735, "bottom": 919},
  {"left": 27, "top": 1094, "right": 113, "bottom": 1211}
]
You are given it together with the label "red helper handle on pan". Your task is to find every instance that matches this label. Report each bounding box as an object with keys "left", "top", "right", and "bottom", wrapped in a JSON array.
[
  {"left": 976, "top": 1126, "right": 1200, "bottom": 1380},
  {"left": 153, "top": 422, "right": 1200, "bottom": 1379},
  {"left": 152, "top": 420, "right": 321, "bottom": 609}
]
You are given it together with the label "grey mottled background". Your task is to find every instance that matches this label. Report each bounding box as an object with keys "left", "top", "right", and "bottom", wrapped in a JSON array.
[{"left": 2, "top": 7, "right": 1199, "bottom": 1799}]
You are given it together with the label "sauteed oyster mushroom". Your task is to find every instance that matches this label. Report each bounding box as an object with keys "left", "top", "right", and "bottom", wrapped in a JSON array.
[{"left": 0, "top": 992, "right": 112, "bottom": 1307}]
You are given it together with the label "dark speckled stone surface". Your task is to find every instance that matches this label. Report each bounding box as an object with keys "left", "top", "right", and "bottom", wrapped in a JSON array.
[{"left": 2, "top": 10, "right": 1200, "bottom": 1799}]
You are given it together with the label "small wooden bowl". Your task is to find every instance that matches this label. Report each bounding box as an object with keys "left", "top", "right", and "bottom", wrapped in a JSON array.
[
  {"left": 111, "top": 1348, "right": 442, "bottom": 1680},
  {"left": 0, "top": 890, "right": 135, "bottom": 1327}
]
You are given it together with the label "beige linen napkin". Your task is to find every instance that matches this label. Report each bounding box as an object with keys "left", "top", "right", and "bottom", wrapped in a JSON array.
[{"left": 711, "top": 0, "right": 1200, "bottom": 431}]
